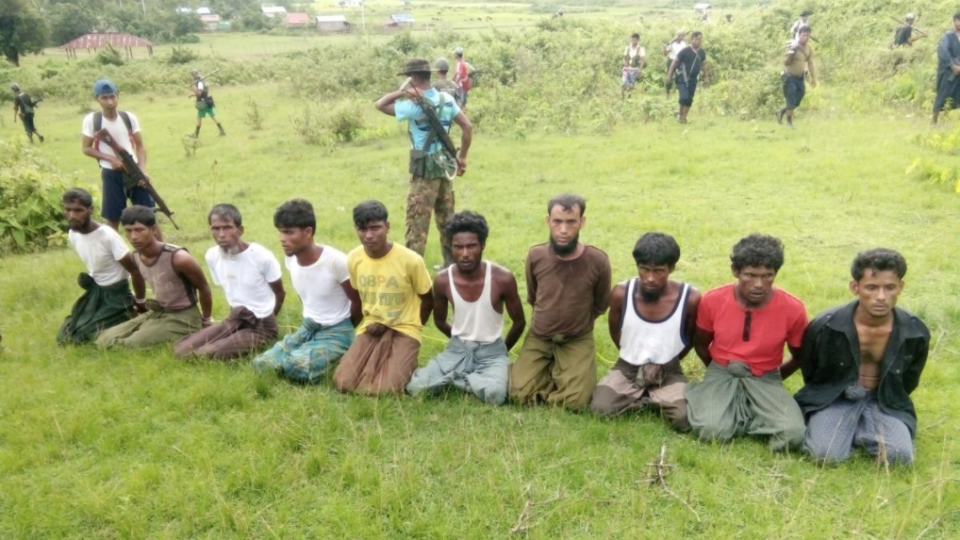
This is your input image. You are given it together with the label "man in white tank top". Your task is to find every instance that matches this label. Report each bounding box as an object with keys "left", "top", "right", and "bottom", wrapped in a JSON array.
[
  {"left": 407, "top": 212, "right": 526, "bottom": 405},
  {"left": 590, "top": 233, "right": 700, "bottom": 430}
]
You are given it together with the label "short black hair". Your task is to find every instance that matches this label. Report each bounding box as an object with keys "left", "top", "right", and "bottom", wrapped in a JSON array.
[
  {"left": 954, "top": 12, "right": 960, "bottom": 21},
  {"left": 208, "top": 203, "right": 242, "bottom": 227},
  {"left": 274, "top": 199, "right": 316, "bottom": 232},
  {"left": 730, "top": 233, "right": 784, "bottom": 272},
  {"left": 120, "top": 205, "right": 157, "bottom": 227},
  {"left": 691, "top": 31, "right": 703, "bottom": 39},
  {"left": 632, "top": 232, "right": 680, "bottom": 267},
  {"left": 547, "top": 193, "right": 587, "bottom": 216},
  {"left": 445, "top": 210, "right": 489, "bottom": 245},
  {"left": 631, "top": 32, "right": 640, "bottom": 39},
  {"left": 411, "top": 71, "right": 432, "bottom": 82},
  {"left": 851, "top": 248, "right": 907, "bottom": 281},
  {"left": 798, "top": 25, "right": 812, "bottom": 35},
  {"left": 62, "top": 188, "right": 93, "bottom": 208},
  {"left": 353, "top": 200, "right": 388, "bottom": 228}
]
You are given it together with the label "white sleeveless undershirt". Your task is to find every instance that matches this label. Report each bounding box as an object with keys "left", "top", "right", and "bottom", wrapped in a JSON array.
[
  {"left": 449, "top": 262, "right": 504, "bottom": 344},
  {"left": 619, "top": 279, "right": 690, "bottom": 366}
]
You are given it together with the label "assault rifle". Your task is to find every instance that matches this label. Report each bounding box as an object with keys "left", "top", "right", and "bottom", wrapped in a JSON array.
[
  {"left": 94, "top": 128, "right": 180, "bottom": 229},
  {"left": 889, "top": 16, "right": 927, "bottom": 37},
  {"left": 401, "top": 77, "right": 462, "bottom": 180}
]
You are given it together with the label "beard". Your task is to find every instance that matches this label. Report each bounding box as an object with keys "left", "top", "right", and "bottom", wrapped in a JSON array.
[
  {"left": 70, "top": 217, "right": 91, "bottom": 231},
  {"left": 639, "top": 286, "right": 665, "bottom": 302},
  {"left": 549, "top": 233, "right": 580, "bottom": 256}
]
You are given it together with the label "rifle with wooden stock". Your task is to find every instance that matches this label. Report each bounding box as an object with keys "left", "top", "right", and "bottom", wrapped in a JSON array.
[{"left": 94, "top": 128, "right": 180, "bottom": 229}]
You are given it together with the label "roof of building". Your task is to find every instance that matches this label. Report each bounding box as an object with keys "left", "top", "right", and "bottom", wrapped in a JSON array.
[{"left": 60, "top": 33, "right": 153, "bottom": 49}]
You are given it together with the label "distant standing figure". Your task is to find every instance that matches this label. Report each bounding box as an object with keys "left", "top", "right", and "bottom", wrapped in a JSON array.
[
  {"left": 453, "top": 47, "right": 474, "bottom": 109},
  {"left": 667, "top": 31, "right": 708, "bottom": 124},
  {"left": 622, "top": 32, "right": 646, "bottom": 94},
  {"left": 791, "top": 10, "right": 812, "bottom": 41},
  {"left": 891, "top": 13, "right": 919, "bottom": 48},
  {"left": 189, "top": 68, "right": 225, "bottom": 138},
  {"left": 932, "top": 12, "right": 960, "bottom": 125},
  {"left": 432, "top": 57, "right": 461, "bottom": 104},
  {"left": 778, "top": 25, "right": 816, "bottom": 128},
  {"left": 663, "top": 30, "right": 688, "bottom": 95},
  {"left": 11, "top": 83, "right": 43, "bottom": 143}
]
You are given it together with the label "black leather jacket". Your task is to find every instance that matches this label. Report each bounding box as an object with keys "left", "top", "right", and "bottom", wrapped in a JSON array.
[{"left": 794, "top": 301, "right": 929, "bottom": 436}]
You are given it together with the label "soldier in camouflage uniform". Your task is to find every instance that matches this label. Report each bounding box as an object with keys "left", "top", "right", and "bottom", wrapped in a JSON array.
[{"left": 375, "top": 58, "right": 473, "bottom": 268}]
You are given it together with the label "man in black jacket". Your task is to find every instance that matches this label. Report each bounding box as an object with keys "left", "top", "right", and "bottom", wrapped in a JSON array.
[{"left": 795, "top": 249, "right": 930, "bottom": 465}]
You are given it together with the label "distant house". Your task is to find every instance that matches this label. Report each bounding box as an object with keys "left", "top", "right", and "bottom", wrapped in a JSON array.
[
  {"left": 316, "top": 14, "right": 350, "bottom": 33},
  {"left": 261, "top": 6, "right": 287, "bottom": 18},
  {"left": 176, "top": 7, "right": 193, "bottom": 14},
  {"left": 284, "top": 12, "right": 311, "bottom": 28},
  {"left": 196, "top": 7, "right": 212, "bottom": 15},
  {"left": 200, "top": 14, "right": 221, "bottom": 31},
  {"left": 386, "top": 13, "right": 414, "bottom": 27}
]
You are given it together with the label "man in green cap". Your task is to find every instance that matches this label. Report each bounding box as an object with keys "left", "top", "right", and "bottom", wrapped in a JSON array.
[
  {"left": 432, "top": 57, "right": 460, "bottom": 104},
  {"left": 375, "top": 58, "right": 473, "bottom": 269}
]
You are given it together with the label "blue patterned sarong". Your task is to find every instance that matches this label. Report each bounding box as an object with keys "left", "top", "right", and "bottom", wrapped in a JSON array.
[{"left": 252, "top": 317, "right": 355, "bottom": 383}]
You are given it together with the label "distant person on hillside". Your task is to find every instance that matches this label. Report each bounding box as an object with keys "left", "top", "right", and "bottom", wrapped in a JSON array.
[
  {"left": 97, "top": 206, "right": 213, "bottom": 349},
  {"left": 375, "top": 58, "right": 472, "bottom": 268},
  {"left": 622, "top": 32, "right": 646, "bottom": 96},
  {"left": 932, "top": 13, "right": 960, "bottom": 125},
  {"left": 58, "top": 188, "right": 146, "bottom": 345},
  {"left": 778, "top": 25, "right": 816, "bottom": 128},
  {"left": 189, "top": 68, "right": 225, "bottom": 138},
  {"left": 252, "top": 200, "right": 360, "bottom": 383},
  {"left": 432, "top": 57, "right": 460, "bottom": 104},
  {"left": 685, "top": 234, "right": 808, "bottom": 452},
  {"left": 663, "top": 29, "right": 688, "bottom": 95},
  {"left": 791, "top": 10, "right": 811, "bottom": 41},
  {"left": 667, "top": 31, "right": 708, "bottom": 124},
  {"left": 11, "top": 83, "right": 44, "bottom": 143},
  {"left": 795, "top": 249, "right": 929, "bottom": 465},
  {"left": 332, "top": 201, "right": 434, "bottom": 395},
  {"left": 590, "top": 232, "right": 701, "bottom": 431},
  {"left": 173, "top": 204, "right": 285, "bottom": 360},
  {"left": 453, "top": 47, "right": 474, "bottom": 109},
  {"left": 509, "top": 194, "right": 612, "bottom": 410},
  {"left": 891, "top": 13, "right": 920, "bottom": 48},
  {"left": 81, "top": 78, "right": 154, "bottom": 232}
]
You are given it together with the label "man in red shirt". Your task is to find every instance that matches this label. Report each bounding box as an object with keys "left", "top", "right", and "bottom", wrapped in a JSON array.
[
  {"left": 685, "top": 234, "right": 807, "bottom": 451},
  {"left": 453, "top": 47, "right": 473, "bottom": 109}
]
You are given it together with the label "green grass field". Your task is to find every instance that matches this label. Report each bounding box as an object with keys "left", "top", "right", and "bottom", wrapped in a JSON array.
[{"left": 1, "top": 80, "right": 958, "bottom": 538}]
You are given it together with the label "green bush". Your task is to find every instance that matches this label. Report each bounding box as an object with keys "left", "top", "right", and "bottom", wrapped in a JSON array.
[
  {"left": 97, "top": 44, "right": 125, "bottom": 66},
  {"left": 0, "top": 139, "right": 85, "bottom": 255},
  {"left": 167, "top": 44, "right": 199, "bottom": 65}
]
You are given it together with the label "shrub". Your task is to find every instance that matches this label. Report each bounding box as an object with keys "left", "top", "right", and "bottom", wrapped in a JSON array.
[
  {"left": 97, "top": 44, "right": 125, "bottom": 66},
  {"left": 167, "top": 44, "right": 199, "bottom": 65},
  {"left": 0, "top": 139, "right": 84, "bottom": 255}
]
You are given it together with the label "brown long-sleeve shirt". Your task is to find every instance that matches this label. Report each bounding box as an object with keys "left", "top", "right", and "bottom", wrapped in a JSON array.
[{"left": 525, "top": 243, "right": 611, "bottom": 339}]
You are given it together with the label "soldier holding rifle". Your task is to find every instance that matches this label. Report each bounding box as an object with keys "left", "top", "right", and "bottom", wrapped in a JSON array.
[
  {"left": 891, "top": 13, "right": 925, "bottom": 48},
  {"left": 375, "top": 58, "right": 473, "bottom": 269},
  {"left": 81, "top": 78, "right": 154, "bottom": 232},
  {"left": 189, "top": 68, "right": 226, "bottom": 138}
]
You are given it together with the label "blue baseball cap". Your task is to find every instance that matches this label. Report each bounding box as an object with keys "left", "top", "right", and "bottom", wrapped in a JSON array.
[{"left": 93, "top": 78, "right": 118, "bottom": 96}]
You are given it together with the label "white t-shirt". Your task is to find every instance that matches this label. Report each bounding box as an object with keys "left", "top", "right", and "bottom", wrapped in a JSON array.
[
  {"left": 81, "top": 111, "right": 141, "bottom": 169},
  {"left": 667, "top": 40, "right": 688, "bottom": 61},
  {"left": 205, "top": 243, "right": 283, "bottom": 319},
  {"left": 286, "top": 245, "right": 352, "bottom": 326},
  {"left": 68, "top": 226, "right": 131, "bottom": 287}
]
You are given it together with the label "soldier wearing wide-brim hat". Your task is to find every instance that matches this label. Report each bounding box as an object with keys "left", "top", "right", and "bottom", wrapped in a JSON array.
[{"left": 374, "top": 58, "right": 473, "bottom": 268}]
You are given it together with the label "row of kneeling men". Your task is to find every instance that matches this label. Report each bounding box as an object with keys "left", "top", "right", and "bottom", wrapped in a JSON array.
[{"left": 58, "top": 190, "right": 929, "bottom": 466}]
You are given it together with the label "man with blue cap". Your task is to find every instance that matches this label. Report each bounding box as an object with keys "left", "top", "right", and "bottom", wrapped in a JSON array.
[{"left": 81, "top": 78, "right": 154, "bottom": 232}]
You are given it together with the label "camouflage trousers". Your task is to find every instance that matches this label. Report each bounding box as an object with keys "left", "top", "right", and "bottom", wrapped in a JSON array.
[{"left": 405, "top": 176, "right": 455, "bottom": 267}]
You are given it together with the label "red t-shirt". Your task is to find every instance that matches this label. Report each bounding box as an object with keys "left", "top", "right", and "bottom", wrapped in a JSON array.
[
  {"left": 457, "top": 60, "right": 472, "bottom": 92},
  {"left": 696, "top": 283, "right": 808, "bottom": 376}
]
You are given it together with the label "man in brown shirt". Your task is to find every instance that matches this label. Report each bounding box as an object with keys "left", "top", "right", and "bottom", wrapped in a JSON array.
[{"left": 509, "top": 193, "right": 612, "bottom": 409}]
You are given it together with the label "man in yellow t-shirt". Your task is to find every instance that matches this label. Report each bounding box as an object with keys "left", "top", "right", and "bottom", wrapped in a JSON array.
[{"left": 333, "top": 200, "right": 434, "bottom": 395}]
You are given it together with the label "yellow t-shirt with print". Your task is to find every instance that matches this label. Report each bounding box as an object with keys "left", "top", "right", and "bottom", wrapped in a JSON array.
[{"left": 347, "top": 244, "right": 433, "bottom": 341}]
